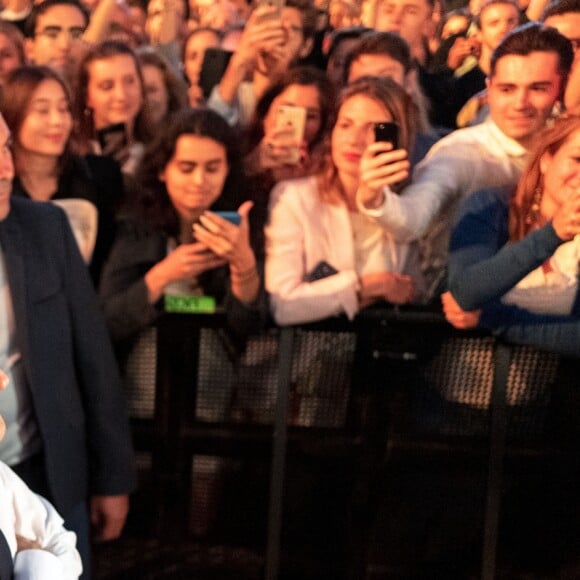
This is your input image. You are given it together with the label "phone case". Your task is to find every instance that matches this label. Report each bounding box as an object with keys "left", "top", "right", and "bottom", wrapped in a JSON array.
[
  {"left": 304, "top": 260, "right": 338, "bottom": 282},
  {"left": 257, "top": 0, "right": 285, "bottom": 17},
  {"left": 213, "top": 211, "right": 241, "bottom": 225},
  {"left": 374, "top": 122, "right": 399, "bottom": 149},
  {"left": 199, "top": 48, "right": 233, "bottom": 99},
  {"left": 276, "top": 105, "right": 307, "bottom": 164}
]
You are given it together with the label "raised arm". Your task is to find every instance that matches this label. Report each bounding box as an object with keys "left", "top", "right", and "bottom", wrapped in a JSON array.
[{"left": 448, "top": 187, "right": 580, "bottom": 310}]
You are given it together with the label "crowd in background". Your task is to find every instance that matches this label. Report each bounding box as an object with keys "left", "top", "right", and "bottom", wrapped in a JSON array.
[{"left": 0, "top": 0, "right": 579, "bottom": 575}]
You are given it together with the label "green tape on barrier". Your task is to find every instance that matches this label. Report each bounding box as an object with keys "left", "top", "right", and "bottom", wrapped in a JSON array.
[{"left": 164, "top": 295, "right": 216, "bottom": 314}]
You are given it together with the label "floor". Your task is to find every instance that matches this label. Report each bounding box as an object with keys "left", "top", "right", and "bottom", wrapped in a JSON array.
[{"left": 93, "top": 448, "right": 579, "bottom": 580}]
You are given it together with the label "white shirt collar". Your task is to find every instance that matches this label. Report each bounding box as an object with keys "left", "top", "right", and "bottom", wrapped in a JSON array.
[{"left": 485, "top": 118, "right": 529, "bottom": 159}]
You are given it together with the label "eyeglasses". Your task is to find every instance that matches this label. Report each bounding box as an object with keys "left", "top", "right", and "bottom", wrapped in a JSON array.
[{"left": 35, "top": 26, "right": 85, "bottom": 41}]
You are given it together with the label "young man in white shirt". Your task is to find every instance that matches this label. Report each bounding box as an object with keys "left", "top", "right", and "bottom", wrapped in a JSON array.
[{"left": 355, "top": 23, "right": 574, "bottom": 299}]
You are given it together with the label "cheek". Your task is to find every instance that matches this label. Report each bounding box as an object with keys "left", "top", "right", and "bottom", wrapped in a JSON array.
[
  {"left": 64, "top": 114, "right": 73, "bottom": 134},
  {"left": 212, "top": 171, "right": 228, "bottom": 194},
  {"left": 165, "top": 168, "right": 183, "bottom": 193},
  {"left": 185, "top": 57, "right": 197, "bottom": 75},
  {"left": 19, "top": 118, "right": 37, "bottom": 144},
  {"left": 534, "top": 92, "right": 558, "bottom": 111},
  {"left": 86, "top": 86, "right": 103, "bottom": 111},
  {"left": 305, "top": 119, "right": 320, "bottom": 142},
  {"left": 263, "top": 107, "right": 277, "bottom": 135}
]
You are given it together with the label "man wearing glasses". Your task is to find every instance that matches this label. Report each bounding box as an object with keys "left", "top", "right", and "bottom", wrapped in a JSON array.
[{"left": 24, "top": 0, "right": 89, "bottom": 83}]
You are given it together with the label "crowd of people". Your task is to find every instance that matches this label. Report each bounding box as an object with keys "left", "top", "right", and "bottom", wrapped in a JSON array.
[{"left": 0, "top": 0, "right": 578, "bottom": 575}]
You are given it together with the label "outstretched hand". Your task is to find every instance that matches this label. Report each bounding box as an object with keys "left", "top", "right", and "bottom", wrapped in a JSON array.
[
  {"left": 441, "top": 291, "right": 481, "bottom": 329},
  {"left": 357, "top": 141, "right": 410, "bottom": 209}
]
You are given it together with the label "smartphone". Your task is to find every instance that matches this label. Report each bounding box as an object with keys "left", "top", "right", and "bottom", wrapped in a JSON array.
[
  {"left": 276, "top": 105, "right": 307, "bottom": 165},
  {"left": 97, "top": 123, "right": 127, "bottom": 157},
  {"left": 213, "top": 211, "right": 241, "bottom": 225},
  {"left": 257, "top": 0, "right": 285, "bottom": 18},
  {"left": 304, "top": 260, "right": 338, "bottom": 282},
  {"left": 199, "top": 48, "right": 233, "bottom": 99},
  {"left": 374, "top": 122, "right": 399, "bottom": 150}
]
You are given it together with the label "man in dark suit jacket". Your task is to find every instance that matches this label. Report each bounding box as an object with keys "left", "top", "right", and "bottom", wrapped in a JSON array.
[
  {"left": 0, "top": 114, "right": 135, "bottom": 575},
  {"left": 0, "top": 529, "right": 12, "bottom": 580}
]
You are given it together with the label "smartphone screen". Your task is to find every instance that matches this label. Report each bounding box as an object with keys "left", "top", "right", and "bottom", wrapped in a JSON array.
[
  {"left": 374, "top": 122, "right": 399, "bottom": 150},
  {"left": 213, "top": 211, "right": 241, "bottom": 225}
]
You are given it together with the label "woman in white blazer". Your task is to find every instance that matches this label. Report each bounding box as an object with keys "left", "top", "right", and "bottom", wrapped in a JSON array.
[{"left": 266, "top": 77, "right": 425, "bottom": 325}]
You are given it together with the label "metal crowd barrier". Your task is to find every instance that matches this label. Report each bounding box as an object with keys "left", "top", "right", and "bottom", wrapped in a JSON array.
[{"left": 127, "top": 305, "right": 570, "bottom": 580}]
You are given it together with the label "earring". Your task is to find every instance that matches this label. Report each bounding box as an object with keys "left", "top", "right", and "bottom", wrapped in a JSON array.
[{"left": 524, "top": 186, "right": 542, "bottom": 226}]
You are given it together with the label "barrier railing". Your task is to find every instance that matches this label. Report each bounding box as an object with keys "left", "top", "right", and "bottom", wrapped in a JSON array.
[{"left": 131, "top": 305, "right": 564, "bottom": 580}]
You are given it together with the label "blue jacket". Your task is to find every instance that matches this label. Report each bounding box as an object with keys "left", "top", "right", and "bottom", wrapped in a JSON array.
[{"left": 447, "top": 186, "right": 580, "bottom": 357}]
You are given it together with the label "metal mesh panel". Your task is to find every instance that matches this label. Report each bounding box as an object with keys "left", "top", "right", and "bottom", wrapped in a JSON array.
[
  {"left": 416, "top": 337, "right": 559, "bottom": 438},
  {"left": 123, "top": 327, "right": 157, "bottom": 418},
  {"left": 193, "top": 327, "right": 356, "bottom": 428},
  {"left": 287, "top": 330, "right": 355, "bottom": 428},
  {"left": 190, "top": 454, "right": 227, "bottom": 537},
  {"left": 223, "top": 329, "right": 281, "bottom": 425}
]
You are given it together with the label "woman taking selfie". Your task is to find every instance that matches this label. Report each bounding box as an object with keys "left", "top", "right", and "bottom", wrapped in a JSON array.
[
  {"left": 443, "top": 114, "right": 580, "bottom": 356},
  {"left": 266, "top": 76, "right": 423, "bottom": 325},
  {"left": 243, "top": 66, "right": 335, "bottom": 184},
  {"left": 73, "top": 40, "right": 153, "bottom": 175},
  {"left": 1, "top": 65, "right": 124, "bottom": 285}
]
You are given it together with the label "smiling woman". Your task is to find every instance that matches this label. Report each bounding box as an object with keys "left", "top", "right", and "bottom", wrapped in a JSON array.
[
  {"left": 265, "top": 76, "right": 424, "bottom": 325},
  {"left": 100, "top": 106, "right": 266, "bottom": 345},
  {"left": 99, "top": 107, "right": 267, "bottom": 419},
  {"left": 1, "top": 65, "right": 125, "bottom": 284},
  {"left": 443, "top": 114, "right": 580, "bottom": 356},
  {"left": 72, "top": 40, "right": 153, "bottom": 174}
]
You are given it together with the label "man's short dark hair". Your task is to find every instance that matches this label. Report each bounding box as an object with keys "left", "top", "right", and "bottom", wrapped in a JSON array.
[
  {"left": 541, "top": 0, "right": 580, "bottom": 20},
  {"left": 489, "top": 22, "right": 574, "bottom": 83},
  {"left": 343, "top": 31, "right": 412, "bottom": 85},
  {"left": 24, "top": 0, "right": 90, "bottom": 39}
]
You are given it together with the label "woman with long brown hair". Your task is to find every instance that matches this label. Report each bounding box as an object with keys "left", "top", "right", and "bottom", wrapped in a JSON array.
[
  {"left": 443, "top": 113, "right": 580, "bottom": 356},
  {"left": 1, "top": 65, "right": 124, "bottom": 285},
  {"left": 265, "top": 76, "right": 423, "bottom": 325},
  {"left": 72, "top": 40, "right": 153, "bottom": 175}
]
